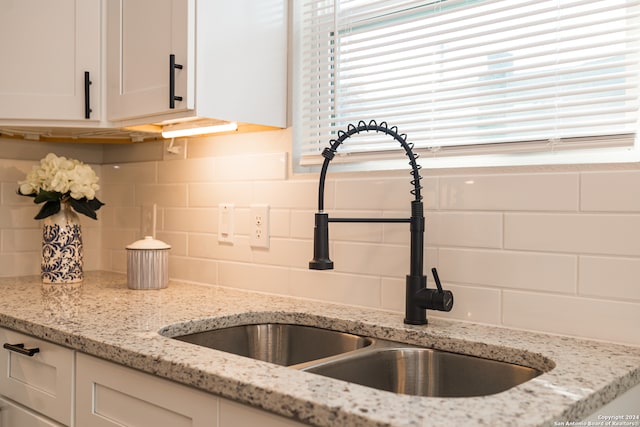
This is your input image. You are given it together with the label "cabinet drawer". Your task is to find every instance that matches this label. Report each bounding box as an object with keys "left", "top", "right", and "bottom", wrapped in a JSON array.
[
  {"left": 76, "top": 353, "right": 218, "bottom": 427},
  {"left": 0, "top": 328, "right": 73, "bottom": 426},
  {"left": 0, "top": 396, "right": 64, "bottom": 427}
]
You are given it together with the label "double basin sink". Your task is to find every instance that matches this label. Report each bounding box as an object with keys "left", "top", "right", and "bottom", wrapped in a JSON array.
[{"left": 167, "top": 323, "right": 544, "bottom": 397}]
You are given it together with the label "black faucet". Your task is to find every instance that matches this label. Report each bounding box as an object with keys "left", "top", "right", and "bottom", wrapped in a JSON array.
[{"left": 309, "top": 121, "right": 453, "bottom": 325}]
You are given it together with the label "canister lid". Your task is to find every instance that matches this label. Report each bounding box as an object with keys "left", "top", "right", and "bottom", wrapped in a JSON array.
[{"left": 126, "top": 236, "right": 171, "bottom": 250}]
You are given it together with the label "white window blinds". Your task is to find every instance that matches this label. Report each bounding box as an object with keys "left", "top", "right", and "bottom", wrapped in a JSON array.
[{"left": 295, "top": 0, "right": 640, "bottom": 167}]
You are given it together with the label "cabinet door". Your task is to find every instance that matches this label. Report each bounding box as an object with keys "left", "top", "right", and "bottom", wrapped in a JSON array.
[
  {"left": 0, "top": 0, "right": 101, "bottom": 121},
  {"left": 107, "top": 0, "right": 194, "bottom": 121},
  {"left": 76, "top": 353, "right": 217, "bottom": 427},
  {"left": 0, "top": 328, "right": 73, "bottom": 426},
  {"left": 0, "top": 397, "right": 64, "bottom": 427}
]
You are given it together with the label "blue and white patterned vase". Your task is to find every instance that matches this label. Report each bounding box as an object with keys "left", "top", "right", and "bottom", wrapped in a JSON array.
[{"left": 41, "top": 202, "right": 83, "bottom": 284}]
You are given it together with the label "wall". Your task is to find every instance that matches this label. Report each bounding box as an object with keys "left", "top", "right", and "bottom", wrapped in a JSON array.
[{"left": 99, "top": 128, "right": 640, "bottom": 347}]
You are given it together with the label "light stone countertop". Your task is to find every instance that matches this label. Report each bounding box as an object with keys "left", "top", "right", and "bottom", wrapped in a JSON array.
[{"left": 0, "top": 271, "right": 638, "bottom": 427}]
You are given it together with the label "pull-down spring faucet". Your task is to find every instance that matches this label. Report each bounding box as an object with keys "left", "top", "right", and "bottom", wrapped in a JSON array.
[{"left": 309, "top": 121, "right": 453, "bottom": 325}]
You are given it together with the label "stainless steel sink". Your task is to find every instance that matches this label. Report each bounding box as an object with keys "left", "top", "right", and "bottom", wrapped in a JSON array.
[
  {"left": 303, "top": 346, "right": 542, "bottom": 397},
  {"left": 167, "top": 322, "right": 545, "bottom": 397},
  {"left": 171, "top": 323, "right": 372, "bottom": 366}
]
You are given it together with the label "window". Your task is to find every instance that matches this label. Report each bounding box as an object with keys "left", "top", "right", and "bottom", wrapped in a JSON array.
[{"left": 293, "top": 0, "right": 640, "bottom": 170}]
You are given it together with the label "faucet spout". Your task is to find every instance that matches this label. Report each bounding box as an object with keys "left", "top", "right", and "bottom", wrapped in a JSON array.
[{"left": 308, "top": 120, "right": 454, "bottom": 325}]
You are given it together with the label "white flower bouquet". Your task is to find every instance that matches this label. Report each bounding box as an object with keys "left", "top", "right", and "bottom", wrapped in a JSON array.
[{"left": 18, "top": 153, "right": 105, "bottom": 220}]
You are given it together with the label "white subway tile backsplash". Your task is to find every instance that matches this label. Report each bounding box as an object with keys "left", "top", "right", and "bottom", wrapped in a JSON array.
[
  {"left": 382, "top": 214, "right": 410, "bottom": 245},
  {"left": 3, "top": 183, "right": 33, "bottom": 206},
  {"left": 102, "top": 227, "right": 138, "bottom": 250},
  {"left": 253, "top": 180, "right": 320, "bottom": 209},
  {"left": 427, "top": 212, "right": 503, "bottom": 248},
  {"left": 135, "top": 184, "right": 188, "bottom": 207},
  {"left": 330, "top": 212, "right": 384, "bottom": 243},
  {"left": 169, "top": 256, "right": 218, "bottom": 285},
  {"left": 331, "top": 243, "right": 437, "bottom": 280},
  {"left": 187, "top": 129, "right": 292, "bottom": 159},
  {"left": 156, "top": 232, "right": 187, "bottom": 257},
  {"left": 163, "top": 208, "right": 216, "bottom": 233},
  {"left": 2, "top": 228, "right": 40, "bottom": 252},
  {"left": 0, "top": 159, "right": 34, "bottom": 181},
  {"left": 432, "top": 283, "right": 502, "bottom": 325},
  {"left": 0, "top": 206, "right": 44, "bottom": 229},
  {"left": 158, "top": 158, "right": 216, "bottom": 183},
  {"left": 579, "top": 256, "right": 640, "bottom": 301},
  {"left": 381, "top": 279, "right": 502, "bottom": 324},
  {"left": 189, "top": 182, "right": 253, "bottom": 207},
  {"left": 250, "top": 238, "right": 310, "bottom": 268},
  {"left": 581, "top": 171, "right": 640, "bottom": 212},
  {"left": 333, "top": 241, "right": 409, "bottom": 277},
  {"left": 334, "top": 177, "right": 437, "bottom": 211},
  {"left": 503, "top": 291, "right": 640, "bottom": 345},
  {"left": 268, "top": 209, "right": 291, "bottom": 238},
  {"left": 101, "top": 182, "right": 136, "bottom": 207},
  {"left": 213, "top": 152, "right": 287, "bottom": 182},
  {"left": 381, "top": 278, "right": 404, "bottom": 313},
  {"left": 105, "top": 207, "right": 140, "bottom": 230},
  {"left": 440, "top": 173, "right": 579, "bottom": 211},
  {"left": 109, "top": 250, "right": 127, "bottom": 272},
  {"left": 290, "top": 269, "right": 382, "bottom": 308},
  {"left": 505, "top": 213, "right": 640, "bottom": 256},
  {"left": 290, "top": 210, "right": 315, "bottom": 239},
  {"left": 218, "top": 262, "right": 289, "bottom": 294},
  {"left": 26, "top": 129, "right": 628, "bottom": 346},
  {"left": 438, "top": 248, "right": 577, "bottom": 293},
  {"left": 0, "top": 253, "right": 39, "bottom": 277},
  {"left": 102, "top": 162, "right": 156, "bottom": 184},
  {"left": 188, "top": 233, "right": 252, "bottom": 263}
]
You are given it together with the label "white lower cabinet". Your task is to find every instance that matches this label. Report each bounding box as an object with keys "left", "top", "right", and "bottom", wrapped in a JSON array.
[
  {"left": 0, "top": 396, "right": 64, "bottom": 427},
  {"left": 76, "top": 353, "right": 307, "bottom": 427},
  {"left": 76, "top": 353, "right": 217, "bottom": 427},
  {"left": 0, "top": 327, "right": 305, "bottom": 427},
  {"left": 0, "top": 328, "right": 73, "bottom": 426}
]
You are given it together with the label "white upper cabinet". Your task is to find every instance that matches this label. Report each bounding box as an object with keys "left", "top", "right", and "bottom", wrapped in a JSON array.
[
  {"left": 0, "top": 0, "right": 102, "bottom": 124},
  {"left": 106, "top": 0, "right": 193, "bottom": 122},
  {"left": 107, "top": 0, "right": 287, "bottom": 129}
]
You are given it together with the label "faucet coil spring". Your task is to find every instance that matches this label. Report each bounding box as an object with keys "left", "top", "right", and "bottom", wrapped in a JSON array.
[{"left": 321, "top": 120, "right": 423, "bottom": 203}]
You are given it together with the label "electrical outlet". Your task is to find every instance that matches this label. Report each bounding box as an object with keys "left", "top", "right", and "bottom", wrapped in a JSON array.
[
  {"left": 250, "top": 204, "right": 270, "bottom": 249},
  {"left": 141, "top": 204, "right": 157, "bottom": 238},
  {"left": 218, "top": 203, "right": 235, "bottom": 243}
]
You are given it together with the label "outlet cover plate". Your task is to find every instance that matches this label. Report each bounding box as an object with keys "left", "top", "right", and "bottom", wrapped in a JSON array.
[{"left": 250, "top": 204, "right": 270, "bottom": 248}]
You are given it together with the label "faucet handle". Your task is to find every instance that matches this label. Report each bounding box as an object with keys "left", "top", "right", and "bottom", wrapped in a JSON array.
[
  {"left": 428, "top": 268, "right": 454, "bottom": 312},
  {"left": 431, "top": 268, "right": 444, "bottom": 292}
]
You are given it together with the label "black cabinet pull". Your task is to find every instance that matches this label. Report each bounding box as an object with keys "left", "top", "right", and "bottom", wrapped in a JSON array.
[
  {"left": 169, "top": 54, "right": 183, "bottom": 108},
  {"left": 84, "top": 71, "right": 92, "bottom": 119},
  {"left": 3, "top": 343, "right": 40, "bottom": 357}
]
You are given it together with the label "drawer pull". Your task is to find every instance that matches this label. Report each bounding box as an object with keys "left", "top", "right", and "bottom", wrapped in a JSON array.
[{"left": 3, "top": 343, "right": 40, "bottom": 357}]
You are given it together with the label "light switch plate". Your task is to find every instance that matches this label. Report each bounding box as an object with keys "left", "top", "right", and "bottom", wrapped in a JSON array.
[{"left": 218, "top": 203, "right": 235, "bottom": 243}]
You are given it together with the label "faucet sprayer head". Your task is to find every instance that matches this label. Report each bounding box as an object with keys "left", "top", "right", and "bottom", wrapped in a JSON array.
[{"left": 309, "top": 212, "right": 333, "bottom": 270}]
